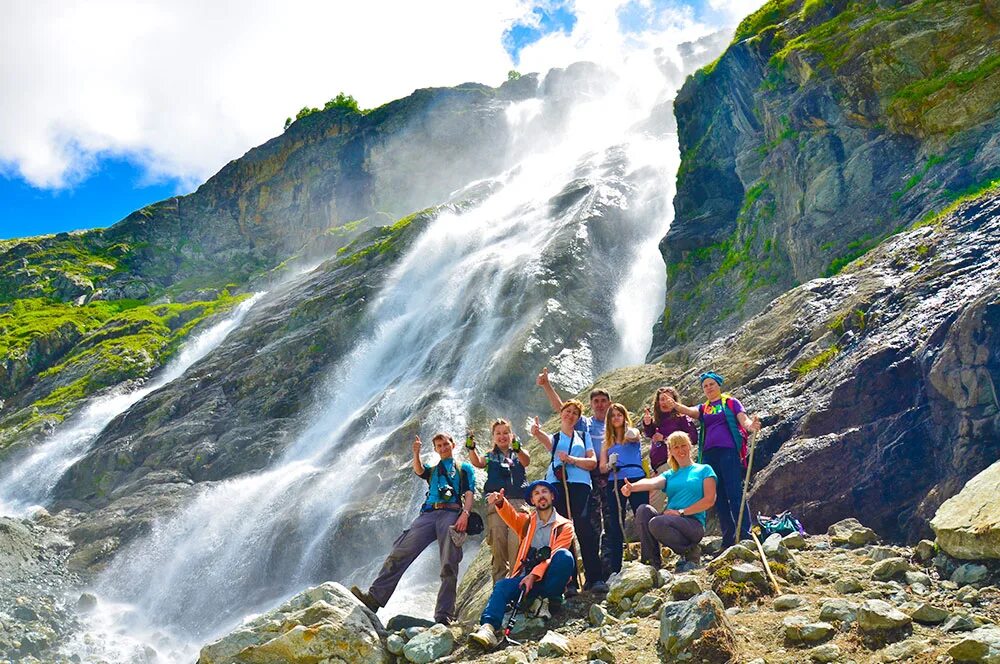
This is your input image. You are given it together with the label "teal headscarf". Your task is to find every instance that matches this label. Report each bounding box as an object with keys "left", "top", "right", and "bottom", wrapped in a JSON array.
[{"left": 699, "top": 371, "right": 724, "bottom": 387}]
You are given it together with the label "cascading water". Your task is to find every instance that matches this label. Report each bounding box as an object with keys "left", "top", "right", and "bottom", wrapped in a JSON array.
[
  {"left": 62, "top": 44, "right": 719, "bottom": 663},
  {"left": 0, "top": 293, "right": 264, "bottom": 516}
]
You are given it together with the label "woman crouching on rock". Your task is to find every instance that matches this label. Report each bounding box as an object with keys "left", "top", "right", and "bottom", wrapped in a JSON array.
[
  {"left": 468, "top": 419, "right": 531, "bottom": 582},
  {"left": 642, "top": 386, "right": 698, "bottom": 513},
  {"left": 600, "top": 404, "right": 648, "bottom": 576},
  {"left": 671, "top": 371, "right": 761, "bottom": 548},
  {"left": 624, "top": 432, "right": 716, "bottom": 572}
]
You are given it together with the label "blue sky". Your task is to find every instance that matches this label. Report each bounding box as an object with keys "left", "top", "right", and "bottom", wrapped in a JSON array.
[{"left": 0, "top": 0, "right": 756, "bottom": 241}]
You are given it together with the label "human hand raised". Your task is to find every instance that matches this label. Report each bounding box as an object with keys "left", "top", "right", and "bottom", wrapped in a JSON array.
[
  {"left": 530, "top": 416, "right": 542, "bottom": 437},
  {"left": 643, "top": 407, "right": 652, "bottom": 426},
  {"left": 621, "top": 478, "right": 633, "bottom": 497},
  {"left": 536, "top": 367, "right": 550, "bottom": 387},
  {"left": 487, "top": 489, "right": 506, "bottom": 507},
  {"left": 412, "top": 435, "right": 422, "bottom": 455}
]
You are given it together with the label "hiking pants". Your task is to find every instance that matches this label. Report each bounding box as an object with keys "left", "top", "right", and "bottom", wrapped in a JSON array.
[
  {"left": 479, "top": 548, "right": 575, "bottom": 628},
  {"left": 635, "top": 504, "right": 704, "bottom": 568},
  {"left": 604, "top": 478, "right": 649, "bottom": 575},
  {"left": 368, "top": 508, "right": 462, "bottom": 623},
  {"left": 553, "top": 481, "right": 603, "bottom": 587},
  {"left": 486, "top": 498, "right": 527, "bottom": 582},
  {"left": 703, "top": 446, "right": 751, "bottom": 547},
  {"left": 592, "top": 477, "right": 613, "bottom": 577}
]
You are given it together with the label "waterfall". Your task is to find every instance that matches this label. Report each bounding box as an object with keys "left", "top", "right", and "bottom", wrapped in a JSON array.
[
  {"left": 62, "top": 49, "right": 705, "bottom": 664},
  {"left": 0, "top": 294, "right": 264, "bottom": 516}
]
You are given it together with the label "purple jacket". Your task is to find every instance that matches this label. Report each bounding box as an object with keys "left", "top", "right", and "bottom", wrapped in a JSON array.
[{"left": 644, "top": 414, "right": 698, "bottom": 469}]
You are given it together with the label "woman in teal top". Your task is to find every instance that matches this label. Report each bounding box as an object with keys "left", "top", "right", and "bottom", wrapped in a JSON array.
[{"left": 621, "top": 431, "right": 717, "bottom": 572}]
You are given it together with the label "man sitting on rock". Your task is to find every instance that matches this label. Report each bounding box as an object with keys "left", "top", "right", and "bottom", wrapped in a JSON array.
[
  {"left": 351, "top": 433, "right": 475, "bottom": 625},
  {"left": 469, "top": 480, "right": 576, "bottom": 649}
]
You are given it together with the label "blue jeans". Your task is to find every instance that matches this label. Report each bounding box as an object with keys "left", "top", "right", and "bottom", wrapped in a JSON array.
[
  {"left": 479, "top": 548, "right": 575, "bottom": 628},
  {"left": 703, "top": 446, "right": 751, "bottom": 547}
]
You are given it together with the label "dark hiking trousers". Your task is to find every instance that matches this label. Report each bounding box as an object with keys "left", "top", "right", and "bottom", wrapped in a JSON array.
[
  {"left": 635, "top": 504, "right": 705, "bottom": 568},
  {"left": 604, "top": 478, "right": 649, "bottom": 574},
  {"left": 702, "top": 446, "right": 751, "bottom": 547},
  {"left": 368, "top": 508, "right": 462, "bottom": 623},
  {"left": 554, "top": 481, "right": 603, "bottom": 587}
]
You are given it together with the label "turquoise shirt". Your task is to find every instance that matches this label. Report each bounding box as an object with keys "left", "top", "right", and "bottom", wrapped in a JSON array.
[
  {"left": 660, "top": 463, "right": 717, "bottom": 526},
  {"left": 545, "top": 430, "right": 595, "bottom": 488}
]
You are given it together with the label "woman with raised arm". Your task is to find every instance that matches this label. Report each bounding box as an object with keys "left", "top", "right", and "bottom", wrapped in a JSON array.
[
  {"left": 530, "top": 400, "right": 606, "bottom": 593},
  {"left": 668, "top": 372, "right": 761, "bottom": 548},
  {"left": 600, "top": 403, "right": 647, "bottom": 576},
  {"left": 625, "top": 432, "right": 717, "bottom": 571},
  {"left": 468, "top": 419, "right": 531, "bottom": 582},
  {"left": 641, "top": 386, "right": 698, "bottom": 513}
]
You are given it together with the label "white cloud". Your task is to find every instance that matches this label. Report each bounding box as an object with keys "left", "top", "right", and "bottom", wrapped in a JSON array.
[{"left": 0, "top": 0, "right": 755, "bottom": 191}]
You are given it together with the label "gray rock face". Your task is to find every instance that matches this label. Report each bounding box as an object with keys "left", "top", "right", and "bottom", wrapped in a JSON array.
[
  {"left": 933, "top": 460, "right": 1000, "bottom": 561},
  {"left": 198, "top": 582, "right": 388, "bottom": 664},
  {"left": 658, "top": 591, "right": 734, "bottom": 660}
]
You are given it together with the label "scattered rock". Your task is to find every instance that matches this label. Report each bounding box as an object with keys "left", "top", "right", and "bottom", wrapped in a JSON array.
[
  {"left": 773, "top": 594, "right": 808, "bottom": 611},
  {"left": 589, "top": 603, "right": 610, "bottom": 627},
  {"left": 403, "top": 624, "right": 453, "bottom": 664},
  {"left": 587, "top": 641, "right": 615, "bottom": 663},
  {"left": 871, "top": 557, "right": 910, "bottom": 581},
  {"left": 782, "top": 532, "right": 807, "bottom": 549},
  {"left": 819, "top": 598, "right": 859, "bottom": 624},
  {"left": 784, "top": 616, "right": 835, "bottom": 644},
  {"left": 905, "top": 602, "right": 950, "bottom": 624},
  {"left": 958, "top": 586, "right": 982, "bottom": 604},
  {"left": 634, "top": 593, "right": 662, "bottom": 617},
  {"left": 904, "top": 570, "right": 931, "bottom": 587},
  {"left": 763, "top": 533, "right": 791, "bottom": 562},
  {"left": 931, "top": 460, "right": 1000, "bottom": 561},
  {"left": 881, "top": 638, "right": 931, "bottom": 662},
  {"left": 387, "top": 633, "right": 405, "bottom": 656},
  {"left": 858, "top": 599, "right": 912, "bottom": 631},
  {"left": 387, "top": 615, "right": 436, "bottom": 631},
  {"left": 869, "top": 546, "right": 899, "bottom": 562},
  {"left": 659, "top": 591, "right": 734, "bottom": 660},
  {"left": 943, "top": 611, "right": 985, "bottom": 633},
  {"left": 828, "top": 519, "right": 878, "bottom": 548},
  {"left": 952, "top": 563, "right": 990, "bottom": 587},
  {"left": 537, "top": 631, "right": 570, "bottom": 657},
  {"left": 607, "top": 563, "right": 657, "bottom": 605},
  {"left": 657, "top": 569, "right": 673, "bottom": 587},
  {"left": 505, "top": 651, "right": 529, "bottom": 664},
  {"left": 709, "top": 544, "right": 757, "bottom": 568},
  {"left": 948, "top": 625, "right": 1000, "bottom": 663},
  {"left": 670, "top": 575, "right": 702, "bottom": 600},
  {"left": 810, "top": 643, "right": 842, "bottom": 662},
  {"left": 834, "top": 577, "right": 864, "bottom": 594},
  {"left": 730, "top": 563, "right": 768, "bottom": 588},
  {"left": 914, "top": 540, "right": 936, "bottom": 562}
]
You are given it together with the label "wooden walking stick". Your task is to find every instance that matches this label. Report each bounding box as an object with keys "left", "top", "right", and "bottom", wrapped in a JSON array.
[
  {"left": 558, "top": 467, "right": 586, "bottom": 588},
  {"left": 735, "top": 429, "right": 758, "bottom": 544}
]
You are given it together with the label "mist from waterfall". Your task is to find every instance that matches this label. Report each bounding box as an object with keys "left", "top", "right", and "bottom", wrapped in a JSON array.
[
  {"left": 0, "top": 294, "right": 264, "bottom": 517},
  {"left": 61, "top": 39, "right": 724, "bottom": 663}
]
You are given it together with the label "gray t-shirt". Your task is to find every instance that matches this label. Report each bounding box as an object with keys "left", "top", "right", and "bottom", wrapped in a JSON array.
[{"left": 530, "top": 509, "right": 558, "bottom": 551}]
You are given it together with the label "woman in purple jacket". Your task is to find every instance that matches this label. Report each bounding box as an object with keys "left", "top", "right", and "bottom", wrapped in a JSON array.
[{"left": 642, "top": 386, "right": 698, "bottom": 513}]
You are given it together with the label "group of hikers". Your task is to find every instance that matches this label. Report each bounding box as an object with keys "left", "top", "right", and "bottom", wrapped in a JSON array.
[{"left": 350, "top": 368, "right": 762, "bottom": 650}]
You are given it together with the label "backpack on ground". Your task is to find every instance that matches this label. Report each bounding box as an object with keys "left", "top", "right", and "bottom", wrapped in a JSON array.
[{"left": 756, "top": 511, "right": 805, "bottom": 538}]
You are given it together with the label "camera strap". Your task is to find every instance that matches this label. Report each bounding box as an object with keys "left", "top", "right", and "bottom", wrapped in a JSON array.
[{"left": 435, "top": 460, "right": 461, "bottom": 503}]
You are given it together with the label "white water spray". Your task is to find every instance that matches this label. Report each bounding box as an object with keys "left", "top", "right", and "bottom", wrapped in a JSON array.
[{"left": 0, "top": 293, "right": 264, "bottom": 516}]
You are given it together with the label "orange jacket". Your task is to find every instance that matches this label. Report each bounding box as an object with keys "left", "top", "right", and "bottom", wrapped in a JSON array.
[{"left": 497, "top": 497, "right": 575, "bottom": 579}]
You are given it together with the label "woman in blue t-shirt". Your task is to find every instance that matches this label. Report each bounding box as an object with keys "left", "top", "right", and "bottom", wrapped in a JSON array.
[
  {"left": 669, "top": 371, "right": 761, "bottom": 548},
  {"left": 599, "top": 403, "right": 648, "bottom": 575},
  {"left": 622, "top": 431, "right": 717, "bottom": 572}
]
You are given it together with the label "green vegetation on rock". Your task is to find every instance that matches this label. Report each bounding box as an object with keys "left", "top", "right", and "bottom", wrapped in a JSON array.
[{"left": 285, "top": 92, "right": 367, "bottom": 129}]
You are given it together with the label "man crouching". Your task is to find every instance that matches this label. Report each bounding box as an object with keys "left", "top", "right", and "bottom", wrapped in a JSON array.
[{"left": 469, "top": 480, "right": 576, "bottom": 649}]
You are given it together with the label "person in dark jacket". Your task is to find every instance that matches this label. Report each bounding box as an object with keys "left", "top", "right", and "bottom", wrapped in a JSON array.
[{"left": 642, "top": 386, "right": 697, "bottom": 513}]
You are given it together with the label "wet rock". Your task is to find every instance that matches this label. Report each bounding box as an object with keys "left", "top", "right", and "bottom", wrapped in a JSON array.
[
  {"left": 537, "top": 631, "right": 570, "bottom": 657},
  {"left": 948, "top": 625, "right": 1000, "bottom": 662},
  {"left": 828, "top": 519, "right": 878, "bottom": 548},
  {"left": 819, "top": 598, "right": 859, "bottom": 624},
  {"left": 871, "top": 557, "right": 910, "bottom": 581},
  {"left": 952, "top": 563, "right": 990, "bottom": 587},
  {"left": 658, "top": 591, "right": 734, "bottom": 660},
  {"left": 931, "top": 460, "right": 1000, "bottom": 561},
  {"left": 402, "top": 624, "right": 453, "bottom": 664},
  {"left": 607, "top": 563, "right": 657, "bottom": 605},
  {"left": 74, "top": 594, "right": 97, "bottom": 614}
]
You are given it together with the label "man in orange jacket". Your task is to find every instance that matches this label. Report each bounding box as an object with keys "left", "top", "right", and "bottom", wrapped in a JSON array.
[{"left": 469, "top": 480, "right": 576, "bottom": 649}]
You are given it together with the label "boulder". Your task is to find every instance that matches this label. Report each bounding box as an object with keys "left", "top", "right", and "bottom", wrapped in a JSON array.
[
  {"left": 931, "top": 460, "right": 1000, "bottom": 560},
  {"left": 809, "top": 643, "right": 841, "bottom": 662},
  {"left": 402, "top": 624, "right": 453, "bottom": 664},
  {"left": 943, "top": 612, "right": 986, "bottom": 633},
  {"left": 833, "top": 577, "right": 864, "bottom": 594},
  {"left": 783, "top": 616, "right": 835, "bottom": 644},
  {"left": 587, "top": 641, "right": 616, "bottom": 663},
  {"left": 871, "top": 557, "right": 910, "bottom": 581},
  {"left": 904, "top": 602, "right": 949, "bottom": 624},
  {"left": 634, "top": 593, "right": 663, "bottom": 617},
  {"left": 763, "top": 533, "right": 791, "bottom": 562},
  {"left": 537, "top": 631, "right": 570, "bottom": 657},
  {"left": 386, "top": 634, "right": 405, "bottom": 656},
  {"left": 659, "top": 591, "right": 734, "bottom": 660},
  {"left": 386, "top": 615, "right": 435, "bottom": 631},
  {"left": 730, "top": 563, "right": 768, "bottom": 588},
  {"left": 773, "top": 594, "right": 808, "bottom": 611},
  {"left": 904, "top": 571, "right": 931, "bottom": 587},
  {"left": 607, "top": 563, "right": 657, "bottom": 605},
  {"left": 828, "top": 519, "right": 878, "bottom": 547},
  {"left": 670, "top": 575, "right": 703, "bottom": 600},
  {"left": 949, "top": 625, "right": 1000, "bottom": 662},
  {"left": 589, "top": 603, "right": 610, "bottom": 627},
  {"left": 709, "top": 544, "right": 757, "bottom": 569},
  {"left": 782, "top": 532, "right": 807, "bottom": 549},
  {"left": 914, "top": 540, "right": 936, "bottom": 562},
  {"left": 198, "top": 582, "right": 388, "bottom": 664},
  {"left": 869, "top": 546, "right": 899, "bottom": 562},
  {"left": 881, "top": 639, "right": 931, "bottom": 662}
]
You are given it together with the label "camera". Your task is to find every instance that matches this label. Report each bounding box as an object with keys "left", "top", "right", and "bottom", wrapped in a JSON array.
[
  {"left": 521, "top": 545, "right": 552, "bottom": 570},
  {"left": 439, "top": 484, "right": 455, "bottom": 501}
]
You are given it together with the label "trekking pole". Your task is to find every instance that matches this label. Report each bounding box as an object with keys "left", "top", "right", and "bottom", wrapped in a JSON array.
[
  {"left": 500, "top": 585, "right": 527, "bottom": 646},
  {"left": 613, "top": 466, "right": 626, "bottom": 545},
  {"left": 735, "top": 429, "right": 758, "bottom": 543}
]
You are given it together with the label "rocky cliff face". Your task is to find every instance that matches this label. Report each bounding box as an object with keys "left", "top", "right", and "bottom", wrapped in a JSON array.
[{"left": 650, "top": 0, "right": 1000, "bottom": 358}]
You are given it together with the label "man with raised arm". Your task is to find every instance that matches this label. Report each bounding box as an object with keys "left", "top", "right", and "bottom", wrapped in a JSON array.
[
  {"left": 469, "top": 480, "right": 576, "bottom": 650},
  {"left": 351, "top": 432, "right": 475, "bottom": 625},
  {"left": 536, "top": 366, "right": 611, "bottom": 592}
]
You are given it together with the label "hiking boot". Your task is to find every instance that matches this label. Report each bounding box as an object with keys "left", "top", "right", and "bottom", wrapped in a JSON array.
[
  {"left": 548, "top": 596, "right": 564, "bottom": 617},
  {"left": 469, "top": 622, "right": 499, "bottom": 649},
  {"left": 588, "top": 580, "right": 610, "bottom": 594},
  {"left": 675, "top": 560, "right": 698, "bottom": 573},
  {"left": 684, "top": 544, "right": 702, "bottom": 566},
  {"left": 350, "top": 585, "right": 381, "bottom": 613},
  {"left": 565, "top": 584, "right": 579, "bottom": 598},
  {"left": 537, "top": 598, "right": 552, "bottom": 620}
]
